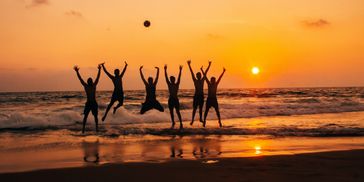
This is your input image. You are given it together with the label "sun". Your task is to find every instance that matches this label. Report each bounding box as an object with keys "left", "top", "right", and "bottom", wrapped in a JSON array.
[{"left": 251, "top": 67, "right": 260, "bottom": 75}]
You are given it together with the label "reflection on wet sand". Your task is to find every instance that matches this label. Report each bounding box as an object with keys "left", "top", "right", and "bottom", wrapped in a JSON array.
[
  {"left": 170, "top": 147, "right": 183, "bottom": 158},
  {"left": 169, "top": 136, "right": 183, "bottom": 158},
  {"left": 2, "top": 134, "right": 364, "bottom": 173},
  {"left": 82, "top": 139, "right": 100, "bottom": 164},
  {"left": 192, "top": 136, "right": 222, "bottom": 159},
  {"left": 76, "top": 135, "right": 362, "bottom": 165}
]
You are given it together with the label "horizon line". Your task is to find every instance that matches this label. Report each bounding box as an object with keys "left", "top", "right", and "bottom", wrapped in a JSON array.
[{"left": 1, "top": 85, "right": 363, "bottom": 93}]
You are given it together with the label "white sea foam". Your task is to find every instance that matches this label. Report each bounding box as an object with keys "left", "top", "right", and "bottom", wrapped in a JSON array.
[{"left": 0, "top": 88, "right": 364, "bottom": 136}]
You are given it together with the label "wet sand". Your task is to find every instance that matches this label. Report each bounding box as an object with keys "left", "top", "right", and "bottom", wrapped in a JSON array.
[{"left": 2, "top": 149, "right": 364, "bottom": 182}]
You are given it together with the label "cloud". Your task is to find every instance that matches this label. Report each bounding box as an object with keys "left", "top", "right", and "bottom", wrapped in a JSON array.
[
  {"left": 27, "top": 0, "right": 49, "bottom": 7},
  {"left": 65, "top": 10, "right": 83, "bottom": 18},
  {"left": 26, "top": 67, "right": 38, "bottom": 71},
  {"left": 301, "top": 19, "right": 330, "bottom": 28},
  {"left": 206, "top": 33, "right": 224, "bottom": 40}
]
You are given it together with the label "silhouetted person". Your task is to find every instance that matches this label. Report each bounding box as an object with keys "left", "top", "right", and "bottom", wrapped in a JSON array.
[
  {"left": 164, "top": 65, "right": 183, "bottom": 129},
  {"left": 140, "top": 66, "right": 164, "bottom": 114},
  {"left": 201, "top": 67, "right": 226, "bottom": 127},
  {"left": 74, "top": 64, "right": 102, "bottom": 133},
  {"left": 101, "top": 62, "right": 128, "bottom": 121},
  {"left": 187, "top": 60, "right": 211, "bottom": 125}
]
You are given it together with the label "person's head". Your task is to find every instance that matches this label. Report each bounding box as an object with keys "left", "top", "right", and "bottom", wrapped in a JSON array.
[
  {"left": 170, "top": 76, "right": 176, "bottom": 83},
  {"left": 87, "top": 78, "right": 93, "bottom": 85},
  {"left": 196, "top": 72, "right": 202, "bottom": 80},
  {"left": 114, "top": 69, "right": 120, "bottom": 76},
  {"left": 148, "top": 77, "right": 154, "bottom": 84},
  {"left": 211, "top": 77, "right": 216, "bottom": 84}
]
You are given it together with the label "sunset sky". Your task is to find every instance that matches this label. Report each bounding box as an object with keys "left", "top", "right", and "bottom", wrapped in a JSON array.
[{"left": 0, "top": 0, "right": 363, "bottom": 91}]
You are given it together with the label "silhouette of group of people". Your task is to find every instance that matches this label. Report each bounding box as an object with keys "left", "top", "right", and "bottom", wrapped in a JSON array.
[{"left": 74, "top": 60, "right": 225, "bottom": 133}]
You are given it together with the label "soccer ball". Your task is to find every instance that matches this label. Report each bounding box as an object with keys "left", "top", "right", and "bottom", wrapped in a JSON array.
[{"left": 144, "top": 20, "right": 151, "bottom": 27}]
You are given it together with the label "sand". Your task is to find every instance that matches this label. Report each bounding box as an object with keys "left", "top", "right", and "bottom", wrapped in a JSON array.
[{"left": 1, "top": 149, "right": 364, "bottom": 182}]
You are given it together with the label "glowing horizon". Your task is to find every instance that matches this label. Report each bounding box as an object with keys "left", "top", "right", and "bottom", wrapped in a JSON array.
[{"left": 1, "top": 0, "right": 364, "bottom": 92}]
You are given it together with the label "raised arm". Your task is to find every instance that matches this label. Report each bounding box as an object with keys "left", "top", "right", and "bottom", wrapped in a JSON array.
[
  {"left": 101, "top": 63, "right": 113, "bottom": 79},
  {"left": 200, "top": 67, "right": 210, "bottom": 85},
  {"left": 164, "top": 65, "right": 170, "bottom": 85},
  {"left": 177, "top": 65, "right": 182, "bottom": 85},
  {"left": 120, "top": 61, "right": 128, "bottom": 77},
  {"left": 94, "top": 64, "right": 102, "bottom": 85},
  {"left": 154, "top": 67, "right": 159, "bottom": 85},
  {"left": 74, "top": 66, "right": 87, "bottom": 86},
  {"left": 204, "top": 61, "right": 212, "bottom": 75},
  {"left": 139, "top": 66, "right": 147, "bottom": 85},
  {"left": 187, "top": 60, "right": 196, "bottom": 81},
  {"left": 217, "top": 68, "right": 226, "bottom": 85}
]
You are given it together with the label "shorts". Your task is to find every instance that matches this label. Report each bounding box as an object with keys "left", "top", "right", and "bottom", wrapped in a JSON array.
[
  {"left": 84, "top": 101, "right": 98, "bottom": 116},
  {"left": 193, "top": 94, "right": 204, "bottom": 108},
  {"left": 206, "top": 97, "right": 218, "bottom": 108},
  {"left": 168, "top": 97, "right": 180, "bottom": 109}
]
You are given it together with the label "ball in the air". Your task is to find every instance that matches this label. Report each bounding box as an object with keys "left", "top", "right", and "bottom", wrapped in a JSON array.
[{"left": 144, "top": 20, "right": 151, "bottom": 27}]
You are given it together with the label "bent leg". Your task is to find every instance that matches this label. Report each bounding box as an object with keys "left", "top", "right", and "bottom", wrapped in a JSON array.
[
  {"left": 112, "top": 101, "right": 123, "bottom": 114},
  {"left": 140, "top": 102, "right": 152, "bottom": 114},
  {"left": 113, "top": 95, "right": 124, "bottom": 114},
  {"left": 102, "top": 98, "right": 116, "bottom": 122},
  {"left": 154, "top": 101, "right": 165, "bottom": 112}
]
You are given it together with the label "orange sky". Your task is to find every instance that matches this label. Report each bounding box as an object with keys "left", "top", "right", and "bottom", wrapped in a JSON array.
[{"left": 0, "top": 0, "right": 364, "bottom": 91}]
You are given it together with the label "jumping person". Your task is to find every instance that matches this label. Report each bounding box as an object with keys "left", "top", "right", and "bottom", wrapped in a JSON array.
[
  {"left": 201, "top": 67, "right": 226, "bottom": 127},
  {"left": 139, "top": 66, "right": 164, "bottom": 114},
  {"left": 74, "top": 64, "right": 102, "bottom": 133},
  {"left": 164, "top": 65, "right": 183, "bottom": 129},
  {"left": 101, "top": 62, "right": 128, "bottom": 121},
  {"left": 187, "top": 60, "right": 211, "bottom": 125}
]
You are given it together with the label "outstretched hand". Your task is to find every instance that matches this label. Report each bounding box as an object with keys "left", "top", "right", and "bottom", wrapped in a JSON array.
[
  {"left": 179, "top": 65, "right": 183, "bottom": 70},
  {"left": 98, "top": 64, "right": 102, "bottom": 70},
  {"left": 223, "top": 67, "right": 226, "bottom": 72},
  {"left": 155, "top": 67, "right": 159, "bottom": 70},
  {"left": 208, "top": 61, "right": 212, "bottom": 65},
  {"left": 124, "top": 61, "right": 128, "bottom": 66},
  {"left": 187, "top": 60, "right": 191, "bottom": 65},
  {"left": 140, "top": 66, "right": 143, "bottom": 70},
  {"left": 73, "top": 66, "right": 79, "bottom": 72},
  {"left": 164, "top": 64, "right": 167, "bottom": 70},
  {"left": 200, "top": 66, "right": 204, "bottom": 72}
]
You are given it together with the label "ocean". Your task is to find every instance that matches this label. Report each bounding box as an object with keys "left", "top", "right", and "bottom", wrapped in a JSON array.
[
  {"left": 1, "top": 87, "right": 364, "bottom": 136},
  {"left": 1, "top": 87, "right": 364, "bottom": 172}
]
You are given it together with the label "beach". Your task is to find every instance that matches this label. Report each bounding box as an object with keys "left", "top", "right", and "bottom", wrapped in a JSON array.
[
  {"left": 1, "top": 89, "right": 364, "bottom": 181},
  {"left": 2, "top": 149, "right": 364, "bottom": 182},
  {"left": 2, "top": 0, "right": 364, "bottom": 180}
]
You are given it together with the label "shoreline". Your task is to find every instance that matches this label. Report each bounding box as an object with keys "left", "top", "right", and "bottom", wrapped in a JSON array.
[
  {"left": 1, "top": 134, "right": 364, "bottom": 174},
  {"left": 2, "top": 149, "right": 364, "bottom": 181}
]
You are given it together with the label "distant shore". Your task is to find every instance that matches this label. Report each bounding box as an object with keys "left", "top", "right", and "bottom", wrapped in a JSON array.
[{"left": 2, "top": 149, "right": 364, "bottom": 182}]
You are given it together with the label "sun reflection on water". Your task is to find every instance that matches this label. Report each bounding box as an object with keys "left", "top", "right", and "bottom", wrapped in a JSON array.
[{"left": 255, "top": 145, "right": 262, "bottom": 155}]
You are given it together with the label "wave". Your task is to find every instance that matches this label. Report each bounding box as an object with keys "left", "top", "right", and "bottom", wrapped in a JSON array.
[
  {"left": 1, "top": 99, "right": 364, "bottom": 130},
  {"left": 1, "top": 110, "right": 364, "bottom": 137},
  {"left": 1, "top": 88, "right": 364, "bottom": 137}
]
